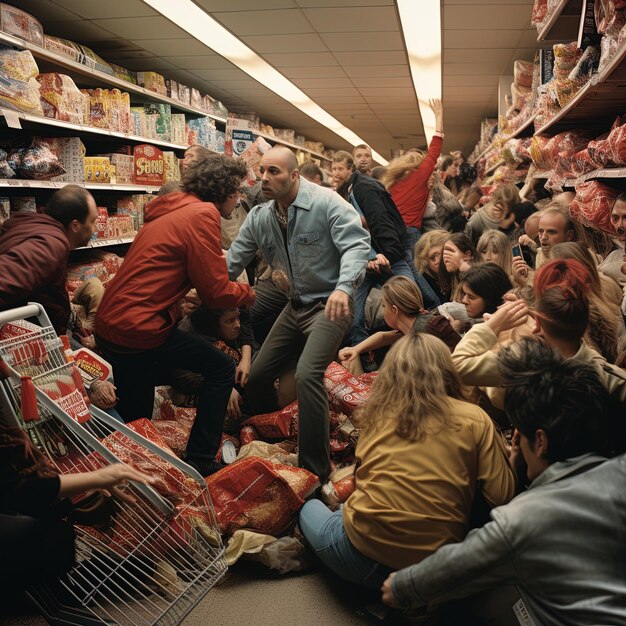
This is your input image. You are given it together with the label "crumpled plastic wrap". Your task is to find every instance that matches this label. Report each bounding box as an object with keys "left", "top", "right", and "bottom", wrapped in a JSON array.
[
  {"left": 0, "top": 148, "right": 15, "bottom": 178},
  {"left": 514, "top": 60, "right": 534, "bottom": 88},
  {"left": 9, "top": 139, "right": 66, "bottom": 180},
  {"left": 530, "top": 131, "right": 591, "bottom": 170},
  {"left": 570, "top": 180, "right": 620, "bottom": 233},
  {"left": 553, "top": 42, "right": 582, "bottom": 78},
  {"left": 531, "top": 0, "right": 548, "bottom": 29},
  {"left": 320, "top": 464, "right": 357, "bottom": 511}
]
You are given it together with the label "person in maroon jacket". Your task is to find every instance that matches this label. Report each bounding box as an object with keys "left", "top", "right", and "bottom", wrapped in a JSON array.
[
  {"left": 0, "top": 185, "right": 98, "bottom": 334},
  {"left": 95, "top": 156, "right": 255, "bottom": 477}
]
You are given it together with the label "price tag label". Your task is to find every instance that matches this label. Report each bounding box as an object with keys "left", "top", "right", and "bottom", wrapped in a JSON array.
[{"left": 1, "top": 108, "right": 22, "bottom": 129}]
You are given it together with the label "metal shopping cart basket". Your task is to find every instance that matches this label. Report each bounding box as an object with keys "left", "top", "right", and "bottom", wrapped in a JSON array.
[{"left": 0, "top": 304, "right": 227, "bottom": 626}]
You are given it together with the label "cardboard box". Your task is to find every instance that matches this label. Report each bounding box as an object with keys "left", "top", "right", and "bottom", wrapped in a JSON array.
[
  {"left": 84, "top": 157, "right": 111, "bottom": 183},
  {"left": 133, "top": 144, "right": 164, "bottom": 186},
  {"left": 104, "top": 153, "right": 134, "bottom": 184},
  {"left": 48, "top": 137, "right": 84, "bottom": 183},
  {"left": 171, "top": 114, "right": 186, "bottom": 145}
]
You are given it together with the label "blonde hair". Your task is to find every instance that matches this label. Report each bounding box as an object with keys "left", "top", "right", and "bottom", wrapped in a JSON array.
[
  {"left": 414, "top": 230, "right": 448, "bottom": 274},
  {"left": 381, "top": 151, "right": 426, "bottom": 190},
  {"left": 476, "top": 229, "right": 513, "bottom": 274},
  {"left": 354, "top": 333, "right": 468, "bottom": 440},
  {"left": 381, "top": 276, "right": 424, "bottom": 317},
  {"left": 491, "top": 184, "right": 520, "bottom": 210},
  {"left": 550, "top": 242, "right": 621, "bottom": 362}
]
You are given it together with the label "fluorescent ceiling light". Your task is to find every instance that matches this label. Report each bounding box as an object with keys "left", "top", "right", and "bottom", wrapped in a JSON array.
[
  {"left": 397, "top": 0, "right": 443, "bottom": 145},
  {"left": 142, "top": 0, "right": 389, "bottom": 164}
]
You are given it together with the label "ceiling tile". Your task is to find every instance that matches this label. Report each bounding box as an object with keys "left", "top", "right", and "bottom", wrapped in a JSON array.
[
  {"left": 351, "top": 76, "right": 413, "bottom": 88},
  {"left": 133, "top": 38, "right": 213, "bottom": 56},
  {"left": 164, "top": 56, "right": 236, "bottom": 70},
  {"left": 213, "top": 9, "right": 313, "bottom": 35},
  {"left": 301, "top": 87, "right": 362, "bottom": 97},
  {"left": 303, "top": 7, "right": 398, "bottom": 32},
  {"left": 343, "top": 65, "right": 409, "bottom": 78},
  {"left": 444, "top": 61, "right": 508, "bottom": 75},
  {"left": 296, "top": 0, "right": 394, "bottom": 6},
  {"left": 43, "top": 20, "right": 116, "bottom": 41},
  {"left": 444, "top": 48, "right": 514, "bottom": 64},
  {"left": 321, "top": 31, "right": 403, "bottom": 52},
  {"left": 443, "top": 4, "right": 531, "bottom": 30},
  {"left": 51, "top": 0, "right": 157, "bottom": 19},
  {"left": 444, "top": 74, "right": 500, "bottom": 86},
  {"left": 196, "top": 0, "right": 297, "bottom": 9},
  {"left": 93, "top": 16, "right": 190, "bottom": 39},
  {"left": 10, "top": 0, "right": 82, "bottom": 21},
  {"left": 188, "top": 69, "right": 252, "bottom": 82},
  {"left": 293, "top": 77, "right": 355, "bottom": 89},
  {"left": 264, "top": 52, "right": 338, "bottom": 67},
  {"left": 333, "top": 51, "right": 407, "bottom": 65},
  {"left": 243, "top": 33, "right": 327, "bottom": 53},
  {"left": 282, "top": 66, "right": 347, "bottom": 79},
  {"left": 444, "top": 29, "right": 527, "bottom": 48}
]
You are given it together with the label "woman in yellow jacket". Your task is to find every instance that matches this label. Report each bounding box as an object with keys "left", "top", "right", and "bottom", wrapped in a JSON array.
[{"left": 299, "top": 333, "right": 516, "bottom": 588}]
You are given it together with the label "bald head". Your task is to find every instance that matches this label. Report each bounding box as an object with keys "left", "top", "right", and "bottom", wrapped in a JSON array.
[
  {"left": 260, "top": 146, "right": 301, "bottom": 209},
  {"left": 264, "top": 145, "right": 298, "bottom": 172}
]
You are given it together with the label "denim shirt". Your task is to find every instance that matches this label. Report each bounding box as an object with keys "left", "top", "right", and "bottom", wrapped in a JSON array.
[{"left": 227, "top": 177, "right": 371, "bottom": 302}]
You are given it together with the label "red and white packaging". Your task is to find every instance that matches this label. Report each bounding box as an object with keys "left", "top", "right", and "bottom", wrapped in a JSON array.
[{"left": 72, "top": 346, "right": 112, "bottom": 389}]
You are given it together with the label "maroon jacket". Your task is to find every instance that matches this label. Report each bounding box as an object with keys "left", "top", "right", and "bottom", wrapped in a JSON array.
[{"left": 0, "top": 213, "right": 71, "bottom": 333}]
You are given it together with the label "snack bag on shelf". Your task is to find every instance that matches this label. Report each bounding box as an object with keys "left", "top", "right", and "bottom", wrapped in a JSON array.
[
  {"left": 0, "top": 149, "right": 15, "bottom": 179},
  {"left": 513, "top": 60, "right": 534, "bottom": 88},
  {"left": 166, "top": 79, "right": 179, "bottom": 100},
  {"left": 531, "top": 0, "right": 548, "bottom": 29},
  {"left": 171, "top": 114, "right": 186, "bottom": 145},
  {"left": 137, "top": 71, "right": 167, "bottom": 96},
  {"left": 14, "top": 139, "right": 66, "bottom": 180},
  {"left": 144, "top": 102, "right": 172, "bottom": 141},
  {"left": 0, "top": 46, "right": 43, "bottom": 114},
  {"left": 570, "top": 180, "right": 620, "bottom": 233},
  {"left": 77, "top": 44, "right": 114, "bottom": 76},
  {"left": 178, "top": 84, "right": 191, "bottom": 105},
  {"left": 553, "top": 42, "right": 582, "bottom": 78},
  {"left": 595, "top": 0, "right": 626, "bottom": 36},
  {"left": 190, "top": 88, "right": 202, "bottom": 109},
  {"left": 81, "top": 88, "right": 111, "bottom": 129},
  {"left": 606, "top": 120, "right": 626, "bottom": 164},
  {"left": 44, "top": 35, "right": 83, "bottom": 64},
  {"left": 109, "top": 62, "right": 136, "bottom": 85},
  {"left": 36, "top": 73, "right": 86, "bottom": 124},
  {"left": 0, "top": 4, "right": 44, "bottom": 46}
]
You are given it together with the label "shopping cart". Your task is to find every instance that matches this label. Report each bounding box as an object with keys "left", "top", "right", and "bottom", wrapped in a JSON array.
[{"left": 0, "top": 303, "right": 227, "bottom": 626}]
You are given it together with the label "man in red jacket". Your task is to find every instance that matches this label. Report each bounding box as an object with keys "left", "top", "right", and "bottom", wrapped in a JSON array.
[
  {"left": 95, "top": 156, "right": 255, "bottom": 476},
  {"left": 0, "top": 185, "right": 98, "bottom": 333}
]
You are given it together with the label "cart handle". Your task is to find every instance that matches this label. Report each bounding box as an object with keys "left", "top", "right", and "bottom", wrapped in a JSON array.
[{"left": 0, "top": 303, "right": 53, "bottom": 328}]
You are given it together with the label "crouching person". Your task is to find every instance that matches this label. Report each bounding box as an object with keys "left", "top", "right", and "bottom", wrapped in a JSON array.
[{"left": 382, "top": 338, "right": 626, "bottom": 626}]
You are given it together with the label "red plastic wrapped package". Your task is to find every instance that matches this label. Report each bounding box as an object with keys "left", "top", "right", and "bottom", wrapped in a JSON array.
[
  {"left": 152, "top": 419, "right": 190, "bottom": 457},
  {"left": 530, "top": 131, "right": 590, "bottom": 169},
  {"left": 531, "top": 0, "right": 548, "bottom": 27},
  {"left": 243, "top": 400, "right": 299, "bottom": 439},
  {"left": 587, "top": 138, "right": 613, "bottom": 168},
  {"left": 323, "top": 361, "right": 373, "bottom": 416},
  {"left": 570, "top": 181, "right": 620, "bottom": 233},
  {"left": 205, "top": 457, "right": 319, "bottom": 535},
  {"left": 607, "top": 123, "right": 626, "bottom": 165}
]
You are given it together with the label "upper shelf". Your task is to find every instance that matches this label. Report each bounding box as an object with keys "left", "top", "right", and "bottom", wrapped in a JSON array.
[
  {"left": 470, "top": 113, "right": 537, "bottom": 165},
  {"left": 0, "top": 108, "right": 194, "bottom": 152},
  {"left": 254, "top": 128, "right": 329, "bottom": 161},
  {"left": 0, "top": 179, "right": 161, "bottom": 193},
  {"left": 0, "top": 31, "right": 227, "bottom": 123},
  {"left": 536, "top": 0, "right": 583, "bottom": 43},
  {"left": 534, "top": 40, "right": 626, "bottom": 135}
]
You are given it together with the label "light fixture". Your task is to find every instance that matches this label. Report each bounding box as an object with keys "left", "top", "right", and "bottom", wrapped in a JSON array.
[
  {"left": 142, "top": 0, "right": 389, "bottom": 164},
  {"left": 397, "top": 0, "right": 443, "bottom": 145}
]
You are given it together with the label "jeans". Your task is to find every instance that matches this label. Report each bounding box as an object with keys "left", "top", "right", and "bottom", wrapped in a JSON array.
[
  {"left": 97, "top": 327, "right": 235, "bottom": 467},
  {"left": 244, "top": 301, "right": 352, "bottom": 483},
  {"left": 346, "top": 258, "right": 414, "bottom": 347},
  {"left": 299, "top": 499, "right": 392, "bottom": 588},
  {"left": 404, "top": 226, "right": 440, "bottom": 309}
]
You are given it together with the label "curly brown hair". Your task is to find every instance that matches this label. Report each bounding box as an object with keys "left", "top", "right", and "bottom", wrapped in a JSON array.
[{"left": 182, "top": 155, "right": 247, "bottom": 204}]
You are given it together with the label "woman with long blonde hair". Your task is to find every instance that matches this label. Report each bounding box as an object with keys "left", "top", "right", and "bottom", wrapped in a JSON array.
[
  {"left": 414, "top": 229, "right": 449, "bottom": 303},
  {"left": 299, "top": 333, "right": 515, "bottom": 588}
]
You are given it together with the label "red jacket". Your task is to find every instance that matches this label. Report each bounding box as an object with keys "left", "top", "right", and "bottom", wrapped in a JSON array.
[
  {"left": 95, "top": 192, "right": 255, "bottom": 349},
  {"left": 0, "top": 213, "right": 71, "bottom": 333},
  {"left": 389, "top": 134, "right": 443, "bottom": 229}
]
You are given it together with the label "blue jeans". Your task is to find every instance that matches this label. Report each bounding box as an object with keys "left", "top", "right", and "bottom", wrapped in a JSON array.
[
  {"left": 299, "top": 499, "right": 392, "bottom": 588},
  {"left": 346, "top": 257, "right": 414, "bottom": 347},
  {"left": 404, "top": 226, "right": 440, "bottom": 309}
]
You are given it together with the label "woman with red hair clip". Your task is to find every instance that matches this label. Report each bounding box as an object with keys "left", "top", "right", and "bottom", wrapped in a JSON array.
[{"left": 451, "top": 258, "right": 626, "bottom": 411}]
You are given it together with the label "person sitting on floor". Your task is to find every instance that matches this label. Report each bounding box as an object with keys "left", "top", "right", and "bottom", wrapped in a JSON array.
[
  {"left": 338, "top": 276, "right": 460, "bottom": 372},
  {"left": 299, "top": 333, "right": 515, "bottom": 589},
  {"left": 382, "top": 339, "right": 626, "bottom": 626}
]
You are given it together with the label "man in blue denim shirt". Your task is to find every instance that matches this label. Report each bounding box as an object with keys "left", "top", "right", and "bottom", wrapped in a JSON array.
[{"left": 227, "top": 146, "right": 370, "bottom": 482}]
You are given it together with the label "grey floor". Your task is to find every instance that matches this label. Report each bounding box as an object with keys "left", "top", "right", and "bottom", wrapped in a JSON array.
[{"left": 0, "top": 561, "right": 385, "bottom": 626}]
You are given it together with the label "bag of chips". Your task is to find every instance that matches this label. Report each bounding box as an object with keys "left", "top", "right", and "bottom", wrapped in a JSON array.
[
  {"left": 12, "top": 139, "right": 66, "bottom": 180},
  {"left": 570, "top": 180, "right": 620, "bottom": 233},
  {"left": 323, "top": 361, "right": 373, "bottom": 416}
]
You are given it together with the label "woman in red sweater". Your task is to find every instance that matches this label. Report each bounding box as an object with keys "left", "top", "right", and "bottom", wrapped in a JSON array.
[{"left": 382, "top": 99, "right": 444, "bottom": 253}]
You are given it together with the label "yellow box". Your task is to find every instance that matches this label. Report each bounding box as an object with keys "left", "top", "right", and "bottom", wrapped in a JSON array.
[{"left": 84, "top": 156, "right": 111, "bottom": 183}]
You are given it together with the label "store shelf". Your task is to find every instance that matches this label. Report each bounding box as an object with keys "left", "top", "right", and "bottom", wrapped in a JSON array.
[
  {"left": 485, "top": 159, "right": 505, "bottom": 176},
  {"left": 76, "top": 235, "right": 136, "bottom": 250},
  {"left": 253, "top": 129, "right": 330, "bottom": 161},
  {"left": 536, "top": 0, "right": 583, "bottom": 43},
  {"left": 575, "top": 167, "right": 626, "bottom": 183},
  {"left": 534, "top": 41, "right": 626, "bottom": 135},
  {"left": 0, "top": 108, "right": 197, "bottom": 152},
  {"left": 470, "top": 114, "right": 536, "bottom": 166},
  {"left": 0, "top": 31, "right": 227, "bottom": 123},
  {"left": 0, "top": 179, "right": 161, "bottom": 192}
]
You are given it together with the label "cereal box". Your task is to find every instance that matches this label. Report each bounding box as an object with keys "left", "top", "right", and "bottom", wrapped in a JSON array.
[{"left": 133, "top": 144, "right": 164, "bottom": 186}]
